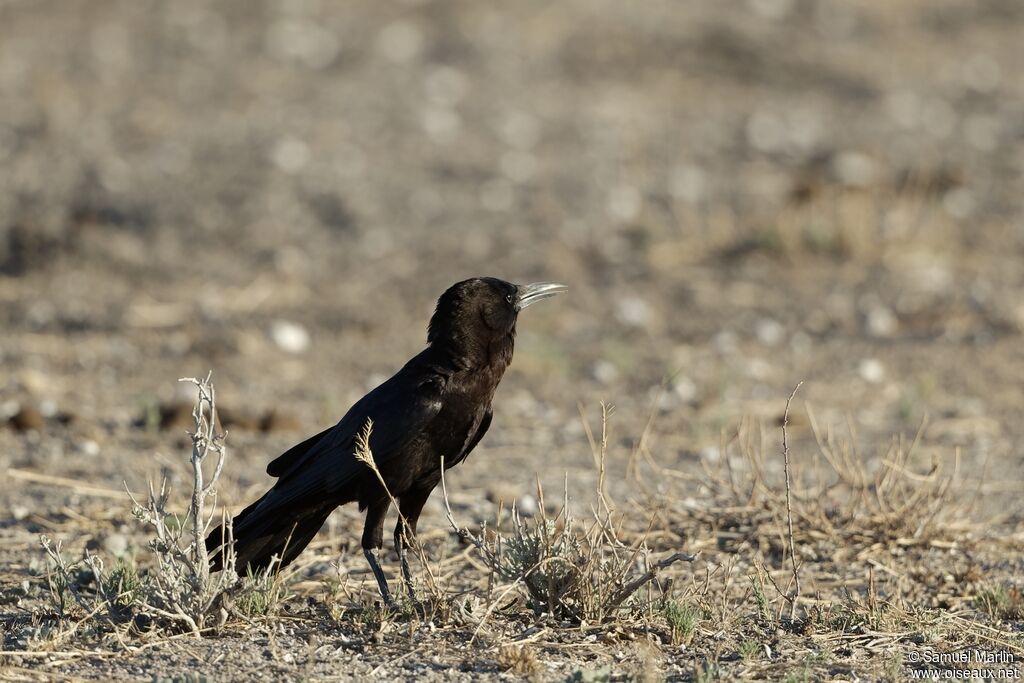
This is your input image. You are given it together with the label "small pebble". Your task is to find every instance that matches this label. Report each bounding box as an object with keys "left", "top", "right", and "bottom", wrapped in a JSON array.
[
  {"left": 592, "top": 361, "right": 619, "bottom": 385},
  {"left": 755, "top": 318, "right": 785, "bottom": 346},
  {"left": 271, "top": 320, "right": 311, "bottom": 354},
  {"left": 104, "top": 533, "right": 129, "bottom": 557},
  {"left": 9, "top": 405, "right": 44, "bottom": 432},
  {"left": 260, "top": 410, "right": 302, "bottom": 432},
  {"left": 219, "top": 406, "right": 261, "bottom": 431},
  {"left": 159, "top": 402, "right": 194, "bottom": 431},
  {"left": 615, "top": 297, "right": 652, "bottom": 327},
  {"left": 76, "top": 439, "right": 100, "bottom": 456},
  {"left": 867, "top": 306, "right": 897, "bottom": 337},
  {"left": 859, "top": 358, "right": 885, "bottom": 384},
  {"left": 517, "top": 494, "right": 539, "bottom": 517},
  {"left": 672, "top": 377, "right": 698, "bottom": 403}
]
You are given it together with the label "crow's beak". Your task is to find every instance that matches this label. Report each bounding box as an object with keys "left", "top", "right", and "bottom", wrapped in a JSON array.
[{"left": 515, "top": 282, "right": 568, "bottom": 310}]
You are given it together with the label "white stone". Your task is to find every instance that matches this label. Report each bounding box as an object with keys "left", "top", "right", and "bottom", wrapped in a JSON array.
[
  {"left": 270, "top": 320, "right": 310, "bottom": 354},
  {"left": 866, "top": 306, "right": 897, "bottom": 337},
  {"left": 755, "top": 318, "right": 785, "bottom": 346},
  {"left": 76, "top": 439, "right": 101, "bottom": 457},
  {"left": 517, "top": 494, "right": 538, "bottom": 517},
  {"left": 615, "top": 297, "right": 652, "bottom": 327},
  {"left": 833, "top": 151, "right": 875, "bottom": 188},
  {"left": 271, "top": 137, "right": 310, "bottom": 174},
  {"left": 858, "top": 358, "right": 885, "bottom": 384},
  {"left": 672, "top": 377, "right": 698, "bottom": 403},
  {"left": 593, "top": 361, "right": 619, "bottom": 385}
]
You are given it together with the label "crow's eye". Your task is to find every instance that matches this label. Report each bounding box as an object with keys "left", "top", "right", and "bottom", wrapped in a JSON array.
[{"left": 505, "top": 294, "right": 514, "bottom": 304}]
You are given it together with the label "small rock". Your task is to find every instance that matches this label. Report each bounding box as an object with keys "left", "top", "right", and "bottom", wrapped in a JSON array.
[
  {"left": 485, "top": 485, "right": 519, "bottom": 507},
  {"left": 9, "top": 405, "right": 44, "bottom": 432},
  {"left": 701, "top": 447, "right": 721, "bottom": 464},
  {"left": 132, "top": 614, "right": 154, "bottom": 634},
  {"left": 592, "top": 361, "right": 619, "bottom": 385},
  {"left": 159, "top": 402, "right": 194, "bottom": 431},
  {"left": 755, "top": 318, "right": 785, "bottom": 346},
  {"left": 218, "top": 406, "right": 261, "bottom": 431},
  {"left": 103, "top": 533, "right": 129, "bottom": 557},
  {"left": 271, "top": 137, "right": 310, "bottom": 174},
  {"left": 859, "top": 358, "right": 885, "bottom": 384},
  {"left": 0, "top": 400, "right": 18, "bottom": 420},
  {"left": 713, "top": 330, "right": 738, "bottom": 354},
  {"left": 672, "top": 377, "right": 698, "bottom": 403},
  {"left": 270, "top": 320, "right": 310, "bottom": 354},
  {"left": 55, "top": 410, "right": 78, "bottom": 426},
  {"left": 11, "top": 505, "right": 30, "bottom": 521},
  {"left": 746, "top": 358, "right": 773, "bottom": 381},
  {"left": 517, "top": 494, "right": 538, "bottom": 517},
  {"left": 39, "top": 399, "right": 58, "bottom": 418},
  {"left": 833, "top": 151, "right": 875, "bottom": 188},
  {"left": 75, "top": 439, "right": 100, "bottom": 456},
  {"left": 260, "top": 410, "right": 302, "bottom": 432},
  {"left": 615, "top": 297, "right": 652, "bottom": 327},
  {"left": 866, "top": 306, "right": 897, "bottom": 337},
  {"left": 669, "top": 164, "right": 706, "bottom": 203}
]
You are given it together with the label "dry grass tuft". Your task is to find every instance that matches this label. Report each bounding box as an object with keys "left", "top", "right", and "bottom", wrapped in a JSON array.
[
  {"left": 494, "top": 642, "right": 542, "bottom": 676},
  {"left": 652, "top": 409, "right": 980, "bottom": 599},
  {"left": 11, "top": 385, "right": 1022, "bottom": 680},
  {"left": 442, "top": 405, "right": 697, "bottom": 630},
  {"left": 37, "top": 373, "right": 280, "bottom": 639}
]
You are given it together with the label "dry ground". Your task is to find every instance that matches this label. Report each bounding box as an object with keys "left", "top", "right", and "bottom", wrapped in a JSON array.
[{"left": 1, "top": 0, "right": 1023, "bottom": 680}]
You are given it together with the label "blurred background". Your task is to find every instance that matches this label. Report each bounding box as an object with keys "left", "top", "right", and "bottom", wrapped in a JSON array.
[{"left": 1, "top": 0, "right": 1023, "bottom": 512}]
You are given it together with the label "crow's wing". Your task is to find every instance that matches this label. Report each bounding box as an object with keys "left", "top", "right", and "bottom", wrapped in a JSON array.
[
  {"left": 258, "top": 371, "right": 444, "bottom": 508},
  {"left": 447, "top": 406, "right": 491, "bottom": 468},
  {"left": 267, "top": 426, "right": 332, "bottom": 477}
]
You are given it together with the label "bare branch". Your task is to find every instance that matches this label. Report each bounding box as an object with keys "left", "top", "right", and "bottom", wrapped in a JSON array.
[{"left": 781, "top": 380, "right": 804, "bottom": 621}]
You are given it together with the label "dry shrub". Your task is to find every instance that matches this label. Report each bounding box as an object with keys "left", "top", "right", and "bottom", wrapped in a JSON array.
[
  {"left": 444, "top": 403, "right": 696, "bottom": 626},
  {"left": 495, "top": 643, "right": 542, "bottom": 676},
  {"left": 39, "top": 373, "right": 272, "bottom": 637},
  {"left": 655, "top": 410, "right": 976, "bottom": 565}
]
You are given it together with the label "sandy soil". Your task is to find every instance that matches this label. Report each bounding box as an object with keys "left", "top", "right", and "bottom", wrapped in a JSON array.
[{"left": 1, "top": 0, "right": 1022, "bottom": 680}]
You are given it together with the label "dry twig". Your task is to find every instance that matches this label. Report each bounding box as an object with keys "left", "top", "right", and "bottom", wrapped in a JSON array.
[{"left": 781, "top": 381, "right": 803, "bottom": 621}]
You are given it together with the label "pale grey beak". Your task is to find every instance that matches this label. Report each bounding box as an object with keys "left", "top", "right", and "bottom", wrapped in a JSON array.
[{"left": 515, "top": 282, "right": 568, "bottom": 310}]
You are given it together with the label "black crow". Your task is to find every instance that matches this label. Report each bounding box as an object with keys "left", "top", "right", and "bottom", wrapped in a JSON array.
[{"left": 206, "top": 277, "right": 566, "bottom": 605}]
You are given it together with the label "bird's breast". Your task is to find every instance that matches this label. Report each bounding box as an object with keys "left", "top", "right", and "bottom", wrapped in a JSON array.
[{"left": 432, "top": 375, "right": 497, "bottom": 463}]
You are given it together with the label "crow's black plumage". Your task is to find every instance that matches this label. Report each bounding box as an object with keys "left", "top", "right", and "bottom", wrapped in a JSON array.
[{"left": 205, "top": 277, "right": 566, "bottom": 604}]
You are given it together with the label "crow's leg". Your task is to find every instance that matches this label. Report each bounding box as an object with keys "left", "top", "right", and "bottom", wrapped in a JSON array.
[
  {"left": 361, "top": 498, "right": 393, "bottom": 607},
  {"left": 395, "top": 487, "right": 433, "bottom": 609}
]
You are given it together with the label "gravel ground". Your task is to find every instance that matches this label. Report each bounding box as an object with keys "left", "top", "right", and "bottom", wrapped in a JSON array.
[{"left": 1, "top": 0, "right": 1023, "bottom": 680}]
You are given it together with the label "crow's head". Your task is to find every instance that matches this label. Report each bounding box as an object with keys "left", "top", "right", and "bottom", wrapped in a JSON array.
[{"left": 427, "top": 277, "right": 566, "bottom": 364}]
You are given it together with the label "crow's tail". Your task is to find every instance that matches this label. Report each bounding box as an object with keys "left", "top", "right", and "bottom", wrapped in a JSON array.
[{"left": 205, "top": 491, "right": 332, "bottom": 574}]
